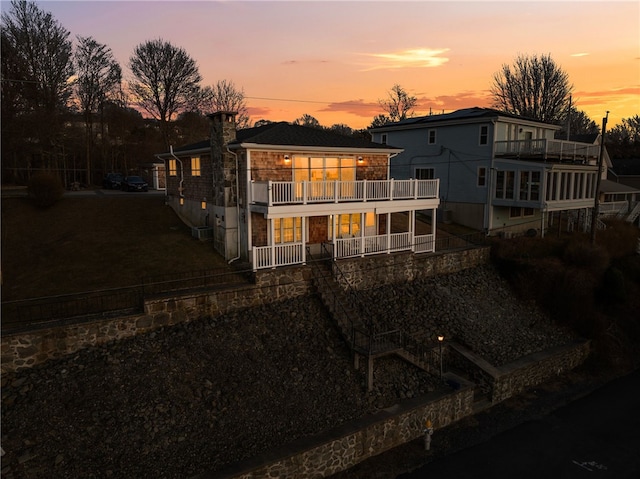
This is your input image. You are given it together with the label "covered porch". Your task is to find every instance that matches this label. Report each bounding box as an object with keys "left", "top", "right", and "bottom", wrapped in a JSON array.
[{"left": 251, "top": 209, "right": 437, "bottom": 271}]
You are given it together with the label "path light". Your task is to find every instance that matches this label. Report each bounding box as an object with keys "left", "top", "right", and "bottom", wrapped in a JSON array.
[{"left": 438, "top": 335, "right": 444, "bottom": 380}]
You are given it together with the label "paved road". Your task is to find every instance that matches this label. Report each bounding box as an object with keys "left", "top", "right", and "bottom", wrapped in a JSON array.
[{"left": 400, "top": 370, "right": 640, "bottom": 479}]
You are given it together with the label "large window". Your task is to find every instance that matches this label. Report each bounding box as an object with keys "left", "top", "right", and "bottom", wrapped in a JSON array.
[
  {"left": 274, "top": 217, "right": 302, "bottom": 244},
  {"left": 495, "top": 170, "right": 515, "bottom": 199},
  {"left": 518, "top": 171, "right": 541, "bottom": 201},
  {"left": 415, "top": 167, "right": 434, "bottom": 180},
  {"left": 191, "top": 156, "right": 201, "bottom": 176},
  {"left": 329, "top": 212, "right": 375, "bottom": 238},
  {"left": 168, "top": 159, "right": 177, "bottom": 176},
  {"left": 293, "top": 156, "right": 356, "bottom": 182}
]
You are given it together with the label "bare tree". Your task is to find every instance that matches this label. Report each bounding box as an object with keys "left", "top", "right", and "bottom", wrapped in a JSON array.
[
  {"left": 378, "top": 84, "right": 417, "bottom": 123},
  {"left": 491, "top": 53, "right": 573, "bottom": 124},
  {"left": 1, "top": 0, "right": 74, "bottom": 177},
  {"left": 199, "top": 79, "right": 251, "bottom": 129},
  {"left": 128, "top": 39, "right": 202, "bottom": 148},
  {"left": 74, "top": 36, "right": 122, "bottom": 184}
]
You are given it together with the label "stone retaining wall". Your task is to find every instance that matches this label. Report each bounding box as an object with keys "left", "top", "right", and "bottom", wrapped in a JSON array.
[
  {"left": 205, "top": 375, "right": 475, "bottom": 479},
  {"left": 1, "top": 266, "right": 311, "bottom": 373},
  {"left": 203, "top": 339, "right": 590, "bottom": 479},
  {"left": 448, "top": 340, "right": 591, "bottom": 403},
  {"left": 333, "top": 247, "right": 490, "bottom": 290},
  {"left": 2, "top": 249, "right": 489, "bottom": 374}
]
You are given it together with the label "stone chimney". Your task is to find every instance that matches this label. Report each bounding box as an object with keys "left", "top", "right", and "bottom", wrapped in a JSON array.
[
  {"left": 208, "top": 111, "right": 237, "bottom": 148},
  {"left": 208, "top": 111, "right": 238, "bottom": 210}
]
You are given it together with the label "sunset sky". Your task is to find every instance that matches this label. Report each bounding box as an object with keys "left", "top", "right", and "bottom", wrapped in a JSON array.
[{"left": 19, "top": 1, "right": 640, "bottom": 129}]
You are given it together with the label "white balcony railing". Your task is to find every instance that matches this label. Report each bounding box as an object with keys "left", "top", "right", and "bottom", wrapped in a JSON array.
[
  {"left": 251, "top": 179, "right": 439, "bottom": 206},
  {"left": 494, "top": 139, "right": 599, "bottom": 162}
]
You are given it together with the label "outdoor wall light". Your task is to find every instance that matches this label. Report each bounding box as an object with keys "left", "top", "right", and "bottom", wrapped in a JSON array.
[
  {"left": 201, "top": 197, "right": 207, "bottom": 209},
  {"left": 284, "top": 155, "right": 291, "bottom": 164},
  {"left": 438, "top": 335, "right": 444, "bottom": 380},
  {"left": 357, "top": 156, "right": 364, "bottom": 164},
  {"left": 179, "top": 197, "right": 184, "bottom": 206}
]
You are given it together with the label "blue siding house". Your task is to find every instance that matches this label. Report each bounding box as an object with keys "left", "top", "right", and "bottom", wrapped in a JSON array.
[{"left": 370, "top": 107, "right": 604, "bottom": 236}]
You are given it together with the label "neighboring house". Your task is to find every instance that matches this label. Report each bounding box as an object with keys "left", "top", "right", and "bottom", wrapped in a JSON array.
[
  {"left": 156, "top": 111, "right": 440, "bottom": 270},
  {"left": 608, "top": 157, "right": 640, "bottom": 191},
  {"left": 370, "top": 107, "right": 608, "bottom": 236},
  {"left": 139, "top": 161, "right": 166, "bottom": 190}
]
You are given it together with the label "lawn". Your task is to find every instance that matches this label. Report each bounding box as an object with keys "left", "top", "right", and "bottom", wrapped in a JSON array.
[{"left": 1, "top": 195, "right": 237, "bottom": 301}]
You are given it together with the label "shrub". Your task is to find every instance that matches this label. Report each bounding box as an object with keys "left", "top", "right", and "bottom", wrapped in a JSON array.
[
  {"left": 562, "top": 239, "right": 609, "bottom": 275},
  {"left": 27, "top": 172, "right": 64, "bottom": 208}
]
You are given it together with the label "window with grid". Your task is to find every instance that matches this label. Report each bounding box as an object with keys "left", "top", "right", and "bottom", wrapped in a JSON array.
[
  {"left": 191, "top": 157, "right": 201, "bottom": 176},
  {"left": 427, "top": 129, "right": 437, "bottom": 145},
  {"left": 477, "top": 167, "right": 487, "bottom": 187},
  {"left": 168, "top": 159, "right": 177, "bottom": 176},
  {"left": 274, "top": 217, "right": 302, "bottom": 244},
  {"left": 415, "top": 168, "right": 434, "bottom": 180},
  {"left": 479, "top": 125, "right": 489, "bottom": 145}
]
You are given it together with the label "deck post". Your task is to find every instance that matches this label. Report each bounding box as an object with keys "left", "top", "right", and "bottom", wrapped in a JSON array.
[{"left": 367, "top": 355, "right": 374, "bottom": 392}]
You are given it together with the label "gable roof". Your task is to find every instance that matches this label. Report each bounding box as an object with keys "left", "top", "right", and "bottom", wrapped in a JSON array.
[{"left": 370, "top": 107, "right": 559, "bottom": 132}]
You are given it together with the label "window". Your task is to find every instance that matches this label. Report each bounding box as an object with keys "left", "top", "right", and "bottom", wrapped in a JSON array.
[
  {"left": 495, "top": 170, "right": 515, "bottom": 199},
  {"left": 415, "top": 168, "right": 434, "bottom": 180},
  {"left": 168, "top": 159, "right": 177, "bottom": 176},
  {"left": 510, "top": 207, "right": 535, "bottom": 218},
  {"left": 477, "top": 167, "right": 487, "bottom": 187},
  {"left": 427, "top": 129, "right": 437, "bottom": 145},
  {"left": 518, "top": 171, "right": 541, "bottom": 201},
  {"left": 274, "top": 217, "right": 302, "bottom": 244},
  {"left": 381, "top": 134, "right": 387, "bottom": 145},
  {"left": 479, "top": 125, "right": 489, "bottom": 145},
  {"left": 191, "top": 156, "right": 201, "bottom": 176},
  {"left": 329, "top": 213, "right": 374, "bottom": 238}
]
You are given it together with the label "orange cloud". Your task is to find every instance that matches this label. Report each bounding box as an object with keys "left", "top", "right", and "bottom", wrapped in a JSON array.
[
  {"left": 319, "top": 99, "right": 380, "bottom": 118},
  {"left": 360, "top": 48, "right": 450, "bottom": 71}
]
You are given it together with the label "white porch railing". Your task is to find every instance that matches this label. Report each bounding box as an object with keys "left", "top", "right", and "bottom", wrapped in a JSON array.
[
  {"left": 333, "top": 233, "right": 435, "bottom": 259},
  {"left": 251, "top": 179, "right": 439, "bottom": 206},
  {"left": 494, "top": 139, "right": 599, "bottom": 162},
  {"left": 252, "top": 234, "right": 435, "bottom": 270},
  {"left": 252, "top": 242, "right": 304, "bottom": 270},
  {"left": 599, "top": 201, "right": 628, "bottom": 216}
]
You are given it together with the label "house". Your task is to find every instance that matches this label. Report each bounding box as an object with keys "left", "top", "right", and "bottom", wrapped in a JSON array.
[
  {"left": 139, "top": 161, "right": 166, "bottom": 190},
  {"left": 156, "top": 112, "right": 440, "bottom": 270},
  {"left": 370, "top": 107, "right": 609, "bottom": 236}
]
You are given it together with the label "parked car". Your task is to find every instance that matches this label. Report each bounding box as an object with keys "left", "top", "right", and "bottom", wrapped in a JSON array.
[
  {"left": 121, "top": 176, "right": 148, "bottom": 192},
  {"left": 103, "top": 173, "right": 123, "bottom": 189}
]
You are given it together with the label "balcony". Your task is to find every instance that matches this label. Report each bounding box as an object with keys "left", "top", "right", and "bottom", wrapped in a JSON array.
[
  {"left": 494, "top": 139, "right": 599, "bottom": 163},
  {"left": 251, "top": 179, "right": 439, "bottom": 206}
]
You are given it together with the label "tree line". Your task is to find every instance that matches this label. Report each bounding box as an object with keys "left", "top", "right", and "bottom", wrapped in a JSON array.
[{"left": 2, "top": 1, "right": 638, "bottom": 187}]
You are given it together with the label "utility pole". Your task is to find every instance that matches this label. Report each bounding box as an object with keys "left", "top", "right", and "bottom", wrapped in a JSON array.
[{"left": 590, "top": 111, "right": 609, "bottom": 245}]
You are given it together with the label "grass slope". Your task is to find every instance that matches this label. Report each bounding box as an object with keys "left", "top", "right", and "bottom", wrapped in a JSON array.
[{"left": 1, "top": 196, "right": 232, "bottom": 301}]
